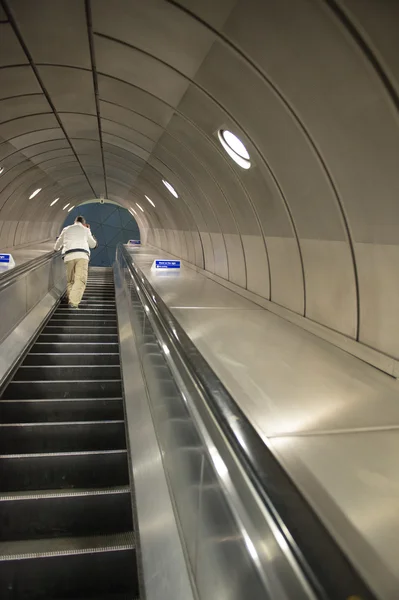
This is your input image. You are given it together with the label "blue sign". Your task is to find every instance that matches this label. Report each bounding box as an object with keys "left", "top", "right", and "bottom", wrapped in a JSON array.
[
  {"left": 129, "top": 240, "right": 141, "bottom": 245},
  {"left": 155, "top": 260, "right": 181, "bottom": 270},
  {"left": 0, "top": 254, "right": 11, "bottom": 263}
]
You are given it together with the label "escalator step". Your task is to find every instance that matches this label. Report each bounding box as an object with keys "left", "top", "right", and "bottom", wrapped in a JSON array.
[
  {"left": 38, "top": 333, "right": 119, "bottom": 343},
  {"left": 30, "top": 342, "right": 120, "bottom": 354},
  {"left": 43, "top": 326, "right": 118, "bottom": 335},
  {"left": 0, "top": 450, "right": 129, "bottom": 492},
  {"left": 0, "top": 398, "right": 124, "bottom": 423},
  {"left": 15, "top": 365, "right": 121, "bottom": 380},
  {"left": 0, "top": 421, "right": 126, "bottom": 453},
  {"left": 2, "top": 379, "right": 122, "bottom": 399},
  {"left": 0, "top": 487, "right": 132, "bottom": 541},
  {"left": 48, "top": 322, "right": 118, "bottom": 327},
  {"left": 23, "top": 353, "right": 120, "bottom": 366},
  {"left": 0, "top": 534, "right": 137, "bottom": 599}
]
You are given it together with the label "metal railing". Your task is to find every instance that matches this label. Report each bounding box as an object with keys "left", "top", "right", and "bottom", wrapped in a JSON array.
[
  {"left": 0, "top": 249, "right": 65, "bottom": 360},
  {"left": 116, "top": 243, "right": 376, "bottom": 600}
]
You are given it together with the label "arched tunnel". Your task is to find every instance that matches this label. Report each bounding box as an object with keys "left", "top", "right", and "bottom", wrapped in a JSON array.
[{"left": 0, "top": 1, "right": 399, "bottom": 599}]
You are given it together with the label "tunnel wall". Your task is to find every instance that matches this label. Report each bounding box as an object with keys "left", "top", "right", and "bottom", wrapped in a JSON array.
[{"left": 0, "top": 0, "right": 399, "bottom": 365}]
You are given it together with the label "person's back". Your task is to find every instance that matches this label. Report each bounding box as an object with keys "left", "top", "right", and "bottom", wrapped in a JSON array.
[{"left": 55, "top": 216, "right": 97, "bottom": 308}]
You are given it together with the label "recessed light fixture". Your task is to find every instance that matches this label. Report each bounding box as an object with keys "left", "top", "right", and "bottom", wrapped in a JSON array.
[
  {"left": 218, "top": 129, "right": 251, "bottom": 169},
  {"left": 145, "top": 195, "right": 155, "bottom": 207},
  {"left": 0, "top": 167, "right": 4, "bottom": 175},
  {"left": 68, "top": 205, "right": 74, "bottom": 212},
  {"left": 29, "top": 188, "right": 42, "bottom": 199},
  {"left": 136, "top": 203, "right": 144, "bottom": 213},
  {"left": 50, "top": 198, "right": 60, "bottom": 206},
  {"left": 129, "top": 207, "right": 137, "bottom": 216},
  {"left": 162, "top": 179, "right": 178, "bottom": 198},
  {"left": 63, "top": 203, "right": 70, "bottom": 210}
]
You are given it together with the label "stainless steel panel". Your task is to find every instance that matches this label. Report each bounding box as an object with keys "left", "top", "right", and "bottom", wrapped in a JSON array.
[
  {"left": 0, "top": 278, "right": 27, "bottom": 343},
  {"left": 356, "top": 242, "right": 399, "bottom": 358},
  {"left": 241, "top": 234, "right": 270, "bottom": 298},
  {"left": 301, "top": 239, "right": 357, "bottom": 337},
  {"left": 114, "top": 261, "right": 195, "bottom": 600},
  {"left": 119, "top": 246, "right": 318, "bottom": 600},
  {"left": 266, "top": 237, "right": 304, "bottom": 314},
  {"left": 200, "top": 231, "right": 215, "bottom": 273},
  {"left": 0, "top": 252, "right": 65, "bottom": 384},
  {"left": 210, "top": 232, "right": 228, "bottom": 279},
  {"left": 270, "top": 430, "right": 399, "bottom": 600},
  {"left": 171, "top": 305, "right": 399, "bottom": 435}
]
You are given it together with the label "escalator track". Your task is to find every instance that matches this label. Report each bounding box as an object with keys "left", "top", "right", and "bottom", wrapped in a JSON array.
[{"left": 0, "top": 268, "right": 138, "bottom": 599}]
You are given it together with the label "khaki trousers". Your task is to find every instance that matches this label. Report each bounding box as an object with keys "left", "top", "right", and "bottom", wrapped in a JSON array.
[{"left": 66, "top": 258, "right": 88, "bottom": 306}]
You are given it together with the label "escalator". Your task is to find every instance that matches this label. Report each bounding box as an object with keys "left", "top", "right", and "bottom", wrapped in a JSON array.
[
  {"left": 0, "top": 268, "right": 139, "bottom": 599},
  {"left": 0, "top": 249, "right": 379, "bottom": 600}
]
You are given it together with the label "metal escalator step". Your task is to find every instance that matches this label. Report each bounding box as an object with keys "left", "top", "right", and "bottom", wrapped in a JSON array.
[
  {"left": 43, "top": 326, "right": 118, "bottom": 334},
  {"left": 0, "top": 487, "right": 132, "bottom": 541},
  {"left": 54, "top": 309, "right": 117, "bottom": 316},
  {"left": 0, "top": 531, "right": 134, "bottom": 560},
  {"left": 15, "top": 365, "right": 121, "bottom": 380},
  {"left": 30, "top": 342, "right": 119, "bottom": 353},
  {"left": 49, "top": 319, "right": 118, "bottom": 326},
  {"left": 38, "top": 333, "right": 118, "bottom": 343},
  {"left": 0, "top": 398, "right": 124, "bottom": 423},
  {"left": 23, "top": 353, "right": 120, "bottom": 366},
  {"left": 0, "top": 537, "right": 137, "bottom": 599},
  {"left": 0, "top": 421, "right": 126, "bottom": 453},
  {"left": 0, "top": 450, "right": 129, "bottom": 492},
  {"left": 2, "top": 379, "right": 122, "bottom": 399}
]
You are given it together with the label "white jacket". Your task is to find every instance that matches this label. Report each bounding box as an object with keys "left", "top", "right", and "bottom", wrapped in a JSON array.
[{"left": 55, "top": 222, "right": 97, "bottom": 262}]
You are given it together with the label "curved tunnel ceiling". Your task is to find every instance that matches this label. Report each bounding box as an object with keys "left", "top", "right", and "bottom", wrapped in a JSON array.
[{"left": 1, "top": 0, "right": 399, "bottom": 360}]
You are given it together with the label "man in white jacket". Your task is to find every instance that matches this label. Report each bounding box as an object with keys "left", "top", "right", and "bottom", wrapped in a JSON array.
[{"left": 55, "top": 216, "right": 97, "bottom": 308}]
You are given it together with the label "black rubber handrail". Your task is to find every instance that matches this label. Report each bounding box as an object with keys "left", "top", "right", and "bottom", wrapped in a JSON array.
[{"left": 119, "top": 243, "right": 376, "bottom": 600}]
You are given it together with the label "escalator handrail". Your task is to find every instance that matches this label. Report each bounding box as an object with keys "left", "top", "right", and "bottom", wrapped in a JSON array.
[
  {"left": 119, "top": 244, "right": 376, "bottom": 600},
  {"left": 0, "top": 250, "right": 59, "bottom": 292}
]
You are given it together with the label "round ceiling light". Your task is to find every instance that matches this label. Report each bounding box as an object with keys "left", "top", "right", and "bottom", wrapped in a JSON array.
[
  {"left": 145, "top": 195, "right": 155, "bottom": 207},
  {"left": 129, "top": 207, "right": 137, "bottom": 216},
  {"left": 0, "top": 167, "right": 4, "bottom": 175},
  {"left": 162, "top": 179, "right": 178, "bottom": 198},
  {"left": 68, "top": 205, "right": 74, "bottom": 212},
  {"left": 218, "top": 130, "right": 251, "bottom": 169},
  {"left": 50, "top": 198, "right": 60, "bottom": 206},
  {"left": 136, "top": 203, "right": 144, "bottom": 213},
  {"left": 29, "top": 188, "right": 42, "bottom": 199},
  {"left": 63, "top": 203, "right": 70, "bottom": 210}
]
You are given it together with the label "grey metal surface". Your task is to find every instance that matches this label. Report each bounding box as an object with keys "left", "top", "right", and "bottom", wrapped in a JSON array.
[
  {"left": 114, "top": 256, "right": 196, "bottom": 600},
  {"left": 130, "top": 245, "right": 399, "bottom": 600},
  {"left": 0, "top": 0, "right": 398, "bottom": 368},
  {"left": 116, "top": 245, "right": 324, "bottom": 600},
  {"left": 0, "top": 250, "right": 65, "bottom": 386}
]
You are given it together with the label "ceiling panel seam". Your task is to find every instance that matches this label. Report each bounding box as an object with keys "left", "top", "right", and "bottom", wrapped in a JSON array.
[
  {"left": 85, "top": 0, "right": 108, "bottom": 199},
  {"left": 0, "top": 0, "right": 98, "bottom": 198}
]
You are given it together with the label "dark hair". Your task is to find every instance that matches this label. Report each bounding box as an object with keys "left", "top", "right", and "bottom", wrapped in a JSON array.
[{"left": 75, "top": 216, "right": 86, "bottom": 225}]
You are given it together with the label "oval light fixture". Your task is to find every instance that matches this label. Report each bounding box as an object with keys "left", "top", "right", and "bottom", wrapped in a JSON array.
[
  {"left": 136, "top": 203, "right": 144, "bottom": 213},
  {"left": 29, "top": 188, "right": 42, "bottom": 199},
  {"left": 63, "top": 203, "right": 70, "bottom": 210},
  {"left": 50, "top": 197, "right": 60, "bottom": 206},
  {"left": 218, "top": 130, "right": 251, "bottom": 169},
  {"left": 129, "top": 207, "right": 137, "bottom": 216},
  {"left": 68, "top": 205, "right": 75, "bottom": 212},
  {"left": 0, "top": 166, "right": 4, "bottom": 175},
  {"left": 162, "top": 179, "right": 178, "bottom": 198},
  {"left": 145, "top": 195, "right": 155, "bottom": 207}
]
